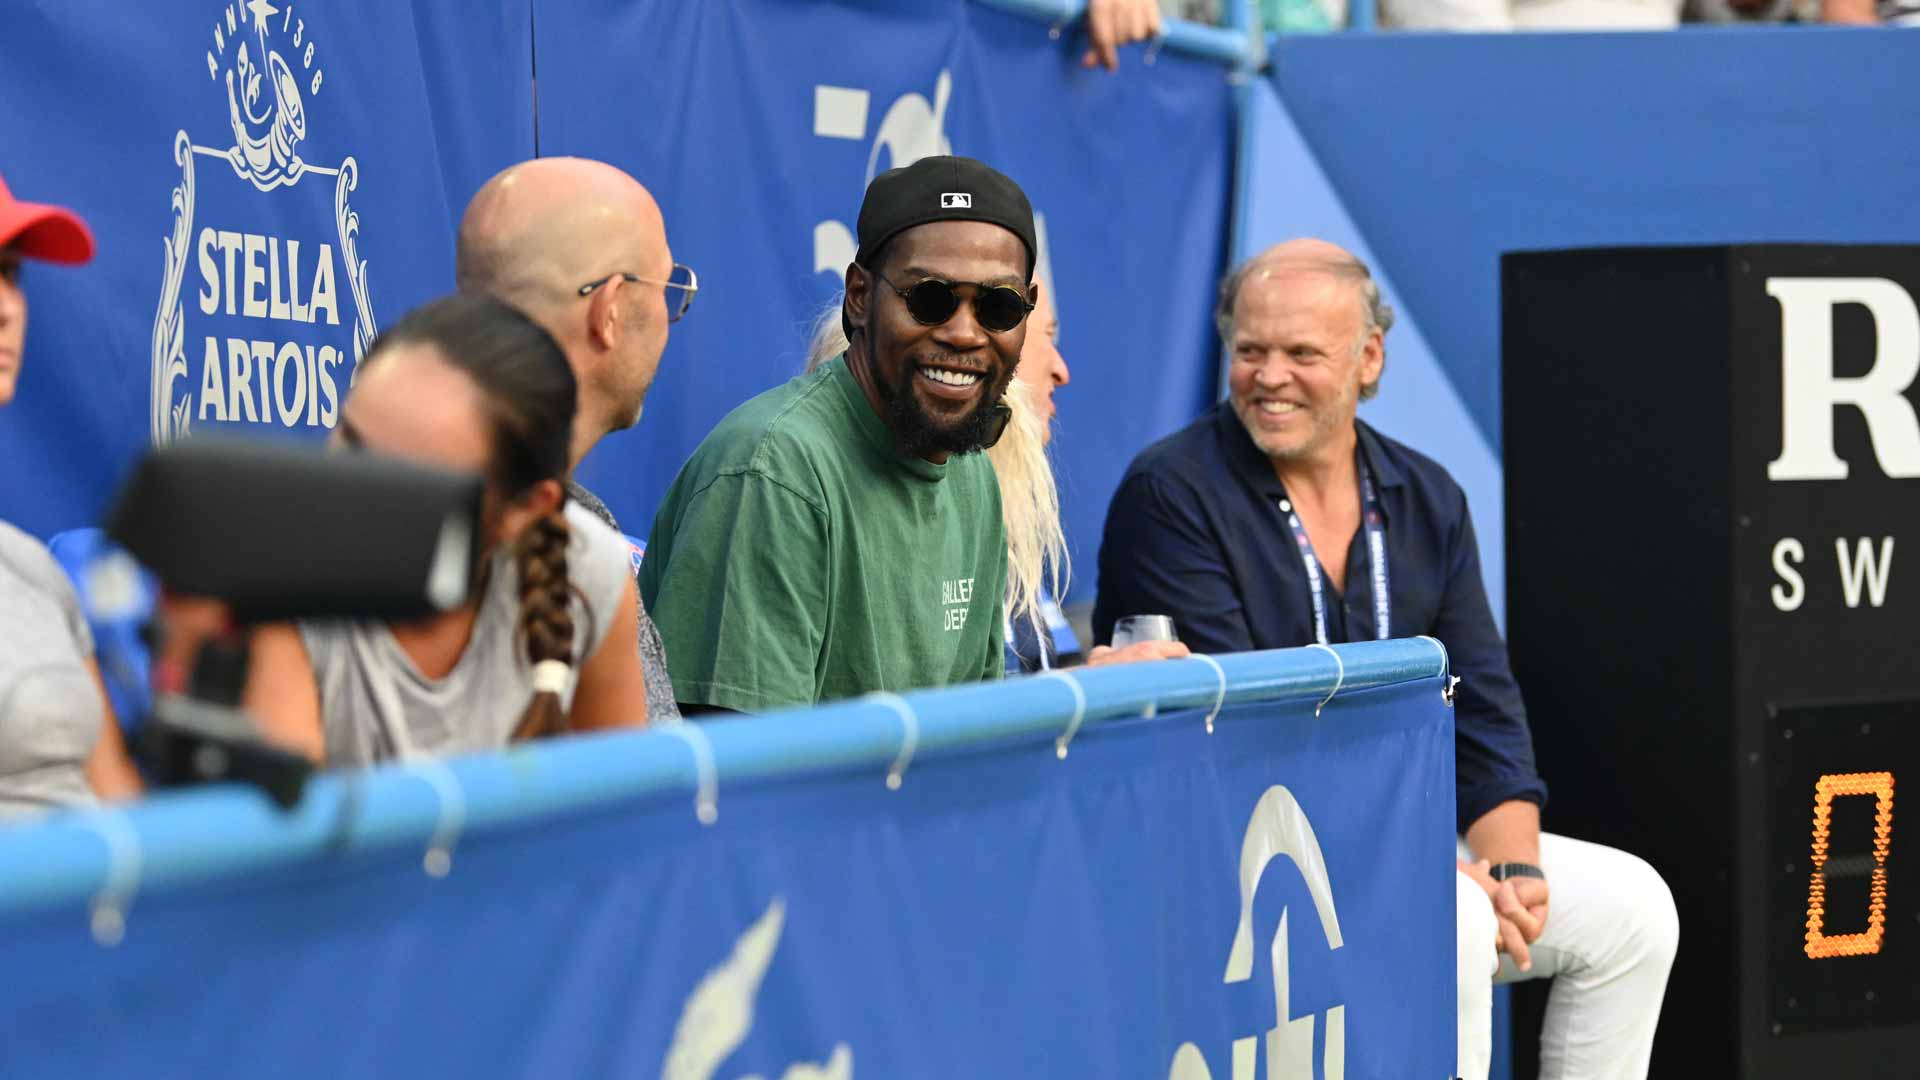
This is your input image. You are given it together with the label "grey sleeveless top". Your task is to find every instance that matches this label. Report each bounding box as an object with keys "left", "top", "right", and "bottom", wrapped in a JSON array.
[
  {"left": 300, "top": 502, "right": 632, "bottom": 765},
  {"left": 0, "top": 521, "right": 101, "bottom": 817},
  {"left": 565, "top": 481, "right": 681, "bottom": 725}
]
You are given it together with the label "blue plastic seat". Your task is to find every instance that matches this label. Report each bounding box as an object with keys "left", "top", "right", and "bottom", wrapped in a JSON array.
[{"left": 47, "top": 527, "right": 157, "bottom": 731}]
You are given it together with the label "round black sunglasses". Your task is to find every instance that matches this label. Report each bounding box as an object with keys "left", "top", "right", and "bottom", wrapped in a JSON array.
[{"left": 869, "top": 269, "right": 1033, "bottom": 333}]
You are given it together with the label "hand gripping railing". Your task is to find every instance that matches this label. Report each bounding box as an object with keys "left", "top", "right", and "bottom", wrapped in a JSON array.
[{"left": 972, "top": 0, "right": 1265, "bottom": 70}]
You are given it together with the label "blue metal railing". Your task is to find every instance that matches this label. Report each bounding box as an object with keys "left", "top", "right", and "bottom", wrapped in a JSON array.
[{"left": 0, "top": 638, "right": 1447, "bottom": 920}]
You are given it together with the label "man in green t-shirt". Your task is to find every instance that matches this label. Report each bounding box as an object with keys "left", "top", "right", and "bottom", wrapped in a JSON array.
[{"left": 640, "top": 157, "right": 1037, "bottom": 713}]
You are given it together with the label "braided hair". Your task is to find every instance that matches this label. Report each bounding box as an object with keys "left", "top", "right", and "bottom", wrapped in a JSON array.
[
  {"left": 357, "top": 293, "right": 585, "bottom": 740},
  {"left": 510, "top": 510, "right": 575, "bottom": 739}
]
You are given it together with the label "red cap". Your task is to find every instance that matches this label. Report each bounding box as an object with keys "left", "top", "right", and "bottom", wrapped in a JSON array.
[{"left": 0, "top": 173, "right": 94, "bottom": 265}]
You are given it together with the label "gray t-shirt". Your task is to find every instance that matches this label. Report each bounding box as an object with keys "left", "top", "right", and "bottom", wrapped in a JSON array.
[
  {"left": 300, "top": 502, "right": 633, "bottom": 765},
  {"left": 0, "top": 521, "right": 101, "bottom": 817},
  {"left": 566, "top": 481, "right": 681, "bottom": 725}
]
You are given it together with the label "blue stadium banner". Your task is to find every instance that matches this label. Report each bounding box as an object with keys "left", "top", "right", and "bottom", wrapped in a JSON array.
[
  {"left": 0, "top": 0, "right": 1232, "bottom": 602},
  {"left": 0, "top": 0, "right": 535, "bottom": 540},
  {"left": 536, "top": 0, "right": 1236, "bottom": 602},
  {"left": 0, "top": 679, "right": 1453, "bottom": 1078}
]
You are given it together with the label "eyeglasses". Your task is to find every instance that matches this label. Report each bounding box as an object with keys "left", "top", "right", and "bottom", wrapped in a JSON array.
[
  {"left": 577, "top": 263, "right": 699, "bottom": 323},
  {"left": 869, "top": 269, "right": 1033, "bottom": 333}
]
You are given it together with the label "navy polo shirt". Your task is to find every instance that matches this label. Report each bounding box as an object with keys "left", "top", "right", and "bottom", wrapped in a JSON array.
[{"left": 1093, "top": 403, "right": 1547, "bottom": 835}]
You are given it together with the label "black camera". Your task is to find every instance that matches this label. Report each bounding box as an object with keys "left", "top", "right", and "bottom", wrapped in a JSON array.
[{"left": 105, "top": 439, "right": 485, "bottom": 805}]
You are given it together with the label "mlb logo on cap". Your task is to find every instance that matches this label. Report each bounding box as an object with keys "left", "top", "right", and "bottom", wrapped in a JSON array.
[{"left": 853, "top": 157, "right": 1037, "bottom": 276}]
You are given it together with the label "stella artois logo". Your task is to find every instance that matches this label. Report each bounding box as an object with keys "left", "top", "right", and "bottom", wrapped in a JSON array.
[{"left": 150, "top": 0, "right": 375, "bottom": 445}]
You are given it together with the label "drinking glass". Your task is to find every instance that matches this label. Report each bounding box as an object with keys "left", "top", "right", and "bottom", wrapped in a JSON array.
[{"left": 1111, "top": 614, "right": 1179, "bottom": 649}]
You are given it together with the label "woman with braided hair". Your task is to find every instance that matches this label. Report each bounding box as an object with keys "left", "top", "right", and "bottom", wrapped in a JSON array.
[{"left": 244, "top": 294, "right": 649, "bottom": 763}]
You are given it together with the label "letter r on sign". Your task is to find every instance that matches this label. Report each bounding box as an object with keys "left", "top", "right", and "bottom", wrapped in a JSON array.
[{"left": 1767, "top": 277, "right": 1920, "bottom": 481}]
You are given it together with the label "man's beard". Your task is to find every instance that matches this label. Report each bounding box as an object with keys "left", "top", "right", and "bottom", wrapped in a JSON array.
[{"left": 877, "top": 351, "right": 1011, "bottom": 458}]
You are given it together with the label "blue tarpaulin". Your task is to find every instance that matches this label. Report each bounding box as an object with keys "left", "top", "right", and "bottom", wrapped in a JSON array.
[{"left": 0, "top": 642, "right": 1454, "bottom": 1078}]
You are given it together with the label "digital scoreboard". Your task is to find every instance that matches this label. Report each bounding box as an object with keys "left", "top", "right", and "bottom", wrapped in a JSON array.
[
  {"left": 1505, "top": 246, "right": 1920, "bottom": 1077},
  {"left": 1767, "top": 703, "right": 1914, "bottom": 1038}
]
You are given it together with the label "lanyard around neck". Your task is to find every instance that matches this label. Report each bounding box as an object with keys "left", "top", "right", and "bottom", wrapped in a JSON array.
[{"left": 1279, "top": 458, "right": 1390, "bottom": 646}]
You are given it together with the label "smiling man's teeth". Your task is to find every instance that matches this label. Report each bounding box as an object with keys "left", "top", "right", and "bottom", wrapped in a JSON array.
[
  {"left": 1258, "top": 401, "right": 1301, "bottom": 415},
  {"left": 922, "top": 369, "right": 982, "bottom": 387}
]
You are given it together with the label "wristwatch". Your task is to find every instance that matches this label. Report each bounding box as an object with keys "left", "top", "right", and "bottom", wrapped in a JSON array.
[{"left": 1488, "top": 862, "right": 1546, "bottom": 883}]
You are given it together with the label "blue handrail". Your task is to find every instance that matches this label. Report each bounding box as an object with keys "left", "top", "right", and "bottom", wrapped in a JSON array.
[
  {"left": 972, "top": 0, "right": 1263, "bottom": 68},
  {"left": 0, "top": 638, "right": 1446, "bottom": 920}
]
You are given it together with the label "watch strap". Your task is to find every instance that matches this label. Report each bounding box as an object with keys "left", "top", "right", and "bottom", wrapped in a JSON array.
[{"left": 1488, "top": 861, "right": 1546, "bottom": 883}]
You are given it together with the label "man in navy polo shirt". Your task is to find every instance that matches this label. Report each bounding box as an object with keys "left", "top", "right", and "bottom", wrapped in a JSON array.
[{"left": 1094, "top": 239, "right": 1679, "bottom": 1080}]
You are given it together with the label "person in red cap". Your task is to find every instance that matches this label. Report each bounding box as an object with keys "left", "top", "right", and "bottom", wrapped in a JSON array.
[
  {"left": 0, "top": 172, "right": 144, "bottom": 815},
  {"left": 0, "top": 173, "right": 96, "bottom": 405}
]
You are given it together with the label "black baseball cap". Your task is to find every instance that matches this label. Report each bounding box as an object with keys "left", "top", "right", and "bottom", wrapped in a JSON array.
[{"left": 855, "top": 156, "right": 1036, "bottom": 277}]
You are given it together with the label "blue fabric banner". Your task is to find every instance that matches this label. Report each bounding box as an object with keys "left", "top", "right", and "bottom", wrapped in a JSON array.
[
  {"left": 0, "top": 671, "right": 1453, "bottom": 1078},
  {"left": 1268, "top": 28, "right": 1920, "bottom": 456},
  {"left": 0, "top": 0, "right": 535, "bottom": 539},
  {"left": 536, "top": 0, "right": 1236, "bottom": 604},
  {"left": 0, "top": 1, "right": 1230, "bottom": 607}
]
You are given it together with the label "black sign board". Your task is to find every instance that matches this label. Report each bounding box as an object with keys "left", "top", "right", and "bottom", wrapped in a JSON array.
[{"left": 1505, "top": 246, "right": 1920, "bottom": 1078}]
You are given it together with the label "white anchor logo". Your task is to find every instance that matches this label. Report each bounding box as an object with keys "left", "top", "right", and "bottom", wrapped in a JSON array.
[{"left": 1169, "top": 786, "right": 1347, "bottom": 1080}]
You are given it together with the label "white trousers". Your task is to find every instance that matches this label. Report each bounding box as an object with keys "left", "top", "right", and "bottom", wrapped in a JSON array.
[{"left": 1455, "top": 833, "right": 1680, "bottom": 1080}]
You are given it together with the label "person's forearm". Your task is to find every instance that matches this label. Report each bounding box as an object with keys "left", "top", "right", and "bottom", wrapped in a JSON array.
[
  {"left": 85, "top": 718, "right": 145, "bottom": 801},
  {"left": 83, "top": 662, "right": 144, "bottom": 800},
  {"left": 1824, "top": 0, "right": 1878, "bottom": 22},
  {"left": 1463, "top": 799, "right": 1541, "bottom": 866}
]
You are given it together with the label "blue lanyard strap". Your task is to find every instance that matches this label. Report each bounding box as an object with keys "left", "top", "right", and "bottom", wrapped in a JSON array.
[{"left": 1280, "top": 459, "right": 1391, "bottom": 646}]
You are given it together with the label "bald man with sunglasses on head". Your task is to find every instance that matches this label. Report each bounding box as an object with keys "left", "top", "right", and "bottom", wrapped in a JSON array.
[{"left": 640, "top": 157, "right": 1038, "bottom": 714}]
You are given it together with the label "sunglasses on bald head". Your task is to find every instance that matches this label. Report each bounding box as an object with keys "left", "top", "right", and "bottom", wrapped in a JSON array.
[{"left": 868, "top": 269, "right": 1033, "bottom": 333}]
